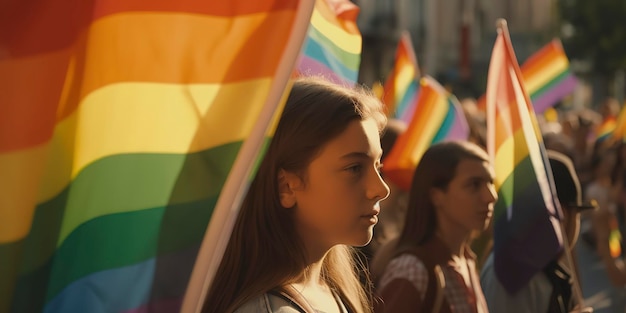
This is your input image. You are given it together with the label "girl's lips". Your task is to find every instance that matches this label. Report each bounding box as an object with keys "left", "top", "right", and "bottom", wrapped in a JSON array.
[
  {"left": 361, "top": 212, "right": 379, "bottom": 224},
  {"left": 479, "top": 210, "right": 493, "bottom": 218}
]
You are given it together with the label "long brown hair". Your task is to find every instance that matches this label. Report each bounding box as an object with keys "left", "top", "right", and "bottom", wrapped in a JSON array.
[
  {"left": 202, "top": 76, "right": 386, "bottom": 313},
  {"left": 398, "top": 141, "right": 489, "bottom": 249}
]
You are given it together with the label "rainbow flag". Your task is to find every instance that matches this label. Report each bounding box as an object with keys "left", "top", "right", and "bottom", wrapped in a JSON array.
[
  {"left": 609, "top": 216, "right": 623, "bottom": 258},
  {"left": 521, "top": 39, "right": 578, "bottom": 113},
  {"left": 0, "top": 1, "right": 315, "bottom": 312},
  {"left": 478, "top": 39, "right": 578, "bottom": 114},
  {"left": 382, "top": 76, "right": 469, "bottom": 191},
  {"left": 596, "top": 116, "right": 617, "bottom": 143},
  {"left": 486, "top": 21, "right": 564, "bottom": 295},
  {"left": 610, "top": 105, "right": 626, "bottom": 144},
  {"left": 297, "top": 0, "right": 361, "bottom": 86},
  {"left": 382, "top": 31, "right": 420, "bottom": 121}
]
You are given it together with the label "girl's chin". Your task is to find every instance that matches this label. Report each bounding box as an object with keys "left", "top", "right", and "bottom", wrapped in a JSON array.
[{"left": 351, "top": 231, "right": 375, "bottom": 247}]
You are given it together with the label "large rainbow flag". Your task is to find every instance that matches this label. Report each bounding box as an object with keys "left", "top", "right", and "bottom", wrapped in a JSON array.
[
  {"left": 297, "top": 0, "right": 361, "bottom": 86},
  {"left": 486, "top": 20, "right": 564, "bottom": 295},
  {"left": 0, "top": 1, "right": 315, "bottom": 312},
  {"left": 478, "top": 39, "right": 578, "bottom": 114},
  {"left": 382, "top": 76, "right": 469, "bottom": 191},
  {"left": 382, "top": 31, "right": 420, "bottom": 121}
]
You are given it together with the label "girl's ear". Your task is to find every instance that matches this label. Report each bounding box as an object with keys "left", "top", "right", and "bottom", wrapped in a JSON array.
[{"left": 278, "top": 169, "right": 300, "bottom": 208}]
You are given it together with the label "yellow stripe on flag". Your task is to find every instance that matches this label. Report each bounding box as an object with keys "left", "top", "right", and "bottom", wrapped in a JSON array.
[
  {"left": 523, "top": 56, "right": 569, "bottom": 93},
  {"left": 309, "top": 8, "right": 360, "bottom": 53},
  {"left": 0, "top": 144, "right": 49, "bottom": 243}
]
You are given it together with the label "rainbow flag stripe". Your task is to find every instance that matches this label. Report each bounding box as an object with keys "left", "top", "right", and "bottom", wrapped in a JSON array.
[
  {"left": 382, "top": 31, "right": 420, "bottom": 121},
  {"left": 0, "top": 1, "right": 314, "bottom": 312},
  {"left": 297, "top": 0, "right": 361, "bottom": 86},
  {"left": 486, "top": 24, "right": 563, "bottom": 294},
  {"left": 478, "top": 39, "right": 578, "bottom": 113},
  {"left": 596, "top": 116, "right": 617, "bottom": 142},
  {"left": 382, "top": 76, "right": 469, "bottom": 190},
  {"left": 609, "top": 216, "right": 623, "bottom": 258},
  {"left": 611, "top": 105, "right": 626, "bottom": 143},
  {"left": 521, "top": 39, "right": 578, "bottom": 113}
]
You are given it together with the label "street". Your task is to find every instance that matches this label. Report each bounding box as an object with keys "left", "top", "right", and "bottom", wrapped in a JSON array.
[{"left": 577, "top": 240, "right": 626, "bottom": 313}]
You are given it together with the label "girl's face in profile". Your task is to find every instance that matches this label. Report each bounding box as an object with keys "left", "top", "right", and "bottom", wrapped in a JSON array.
[
  {"left": 289, "top": 119, "right": 390, "bottom": 253},
  {"left": 432, "top": 159, "right": 497, "bottom": 234}
]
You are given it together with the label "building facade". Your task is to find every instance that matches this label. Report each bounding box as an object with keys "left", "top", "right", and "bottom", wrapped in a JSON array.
[{"left": 356, "top": 0, "right": 559, "bottom": 99}]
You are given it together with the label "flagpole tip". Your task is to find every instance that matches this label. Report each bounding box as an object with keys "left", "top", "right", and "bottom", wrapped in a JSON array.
[{"left": 496, "top": 18, "right": 507, "bottom": 29}]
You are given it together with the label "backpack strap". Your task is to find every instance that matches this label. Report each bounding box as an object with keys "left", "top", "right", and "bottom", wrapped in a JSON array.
[{"left": 269, "top": 285, "right": 317, "bottom": 313}]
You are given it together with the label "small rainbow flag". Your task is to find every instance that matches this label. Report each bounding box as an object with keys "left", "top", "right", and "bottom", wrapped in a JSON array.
[
  {"left": 486, "top": 21, "right": 564, "bottom": 295},
  {"left": 297, "top": 0, "right": 361, "bottom": 86},
  {"left": 478, "top": 39, "right": 578, "bottom": 114},
  {"left": 0, "top": 1, "right": 315, "bottom": 312},
  {"left": 609, "top": 216, "right": 623, "bottom": 258},
  {"left": 610, "top": 104, "right": 626, "bottom": 144},
  {"left": 596, "top": 116, "right": 617, "bottom": 143},
  {"left": 521, "top": 39, "right": 578, "bottom": 113},
  {"left": 382, "top": 31, "right": 420, "bottom": 122},
  {"left": 382, "top": 76, "right": 469, "bottom": 190}
]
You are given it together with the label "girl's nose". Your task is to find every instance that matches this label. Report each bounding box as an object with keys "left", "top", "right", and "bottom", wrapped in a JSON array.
[{"left": 370, "top": 169, "right": 390, "bottom": 202}]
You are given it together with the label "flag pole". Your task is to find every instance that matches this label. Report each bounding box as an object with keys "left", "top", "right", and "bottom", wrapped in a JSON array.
[
  {"left": 555, "top": 211, "right": 586, "bottom": 310},
  {"left": 180, "top": 1, "right": 316, "bottom": 312},
  {"left": 496, "top": 18, "right": 587, "bottom": 311}
]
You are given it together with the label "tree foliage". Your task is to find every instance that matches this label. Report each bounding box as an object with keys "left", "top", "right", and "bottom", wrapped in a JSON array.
[{"left": 559, "top": 0, "right": 626, "bottom": 78}]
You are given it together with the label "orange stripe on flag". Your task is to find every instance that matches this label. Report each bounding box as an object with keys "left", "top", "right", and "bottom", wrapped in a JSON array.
[
  {"left": 93, "top": 0, "right": 299, "bottom": 18},
  {"left": 520, "top": 41, "right": 567, "bottom": 80}
]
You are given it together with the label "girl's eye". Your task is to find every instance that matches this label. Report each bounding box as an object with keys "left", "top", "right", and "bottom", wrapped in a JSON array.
[
  {"left": 346, "top": 164, "right": 363, "bottom": 174},
  {"left": 470, "top": 179, "right": 482, "bottom": 189}
]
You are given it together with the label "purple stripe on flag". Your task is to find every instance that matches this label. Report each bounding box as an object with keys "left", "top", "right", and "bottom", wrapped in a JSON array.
[
  {"left": 447, "top": 102, "right": 470, "bottom": 140},
  {"left": 399, "top": 92, "right": 419, "bottom": 124},
  {"left": 532, "top": 74, "right": 578, "bottom": 114},
  {"left": 396, "top": 81, "right": 418, "bottom": 121},
  {"left": 299, "top": 56, "right": 352, "bottom": 86},
  {"left": 493, "top": 156, "right": 563, "bottom": 294}
]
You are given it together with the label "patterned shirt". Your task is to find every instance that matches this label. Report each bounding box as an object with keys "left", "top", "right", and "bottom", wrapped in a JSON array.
[{"left": 376, "top": 240, "right": 488, "bottom": 313}]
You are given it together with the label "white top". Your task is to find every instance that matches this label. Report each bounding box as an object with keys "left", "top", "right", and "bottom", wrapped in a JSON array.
[{"left": 480, "top": 253, "right": 553, "bottom": 313}]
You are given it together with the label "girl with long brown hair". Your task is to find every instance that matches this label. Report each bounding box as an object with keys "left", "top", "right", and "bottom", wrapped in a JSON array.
[
  {"left": 372, "top": 141, "right": 496, "bottom": 313},
  {"left": 202, "top": 76, "right": 390, "bottom": 313}
]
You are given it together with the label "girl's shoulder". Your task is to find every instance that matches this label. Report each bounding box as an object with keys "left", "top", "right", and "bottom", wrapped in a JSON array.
[
  {"left": 378, "top": 253, "right": 428, "bottom": 292},
  {"left": 234, "top": 292, "right": 305, "bottom": 313},
  {"left": 387, "top": 253, "right": 427, "bottom": 273}
]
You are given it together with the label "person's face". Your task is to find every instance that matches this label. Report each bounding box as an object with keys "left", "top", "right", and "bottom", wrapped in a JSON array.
[
  {"left": 433, "top": 159, "right": 497, "bottom": 234},
  {"left": 291, "top": 119, "right": 390, "bottom": 253}
]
